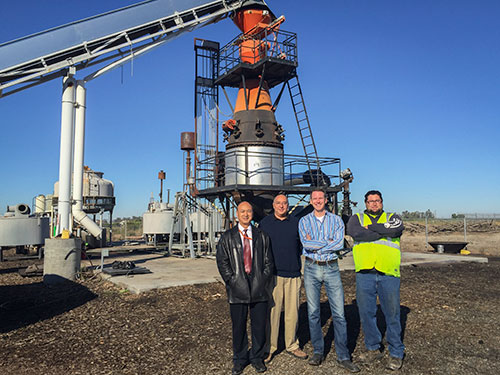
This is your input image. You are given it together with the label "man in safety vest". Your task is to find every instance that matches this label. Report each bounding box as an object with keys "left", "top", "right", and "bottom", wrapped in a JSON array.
[{"left": 346, "top": 190, "right": 405, "bottom": 371}]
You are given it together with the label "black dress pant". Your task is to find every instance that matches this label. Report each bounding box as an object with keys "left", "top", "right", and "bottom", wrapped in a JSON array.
[{"left": 229, "top": 301, "right": 268, "bottom": 365}]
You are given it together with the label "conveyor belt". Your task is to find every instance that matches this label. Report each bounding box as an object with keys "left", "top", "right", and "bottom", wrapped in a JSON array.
[{"left": 0, "top": 0, "right": 250, "bottom": 97}]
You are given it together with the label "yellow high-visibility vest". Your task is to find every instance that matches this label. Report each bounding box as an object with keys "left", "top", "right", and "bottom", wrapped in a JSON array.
[{"left": 352, "top": 212, "right": 401, "bottom": 277}]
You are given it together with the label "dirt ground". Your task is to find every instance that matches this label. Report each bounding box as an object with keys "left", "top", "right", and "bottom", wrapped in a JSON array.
[
  {"left": 1, "top": 225, "right": 499, "bottom": 375},
  {"left": 401, "top": 220, "right": 500, "bottom": 256}
]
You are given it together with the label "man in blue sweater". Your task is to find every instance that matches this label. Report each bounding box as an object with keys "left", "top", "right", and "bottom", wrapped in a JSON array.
[{"left": 259, "top": 194, "right": 308, "bottom": 363}]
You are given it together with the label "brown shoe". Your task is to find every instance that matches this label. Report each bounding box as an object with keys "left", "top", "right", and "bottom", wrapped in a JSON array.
[
  {"left": 287, "top": 348, "right": 308, "bottom": 360},
  {"left": 264, "top": 353, "right": 273, "bottom": 364}
]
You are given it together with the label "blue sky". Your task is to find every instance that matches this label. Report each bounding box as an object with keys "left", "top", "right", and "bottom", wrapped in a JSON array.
[{"left": 1, "top": 0, "right": 499, "bottom": 218}]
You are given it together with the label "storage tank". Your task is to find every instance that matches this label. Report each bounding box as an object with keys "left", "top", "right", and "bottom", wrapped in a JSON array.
[
  {"left": 45, "top": 194, "right": 54, "bottom": 212},
  {"left": 34, "top": 195, "right": 45, "bottom": 214},
  {"left": 84, "top": 169, "right": 114, "bottom": 197},
  {"left": 143, "top": 209, "right": 181, "bottom": 235},
  {"left": 191, "top": 207, "right": 224, "bottom": 233},
  {"left": 143, "top": 202, "right": 181, "bottom": 244},
  {"left": 53, "top": 167, "right": 115, "bottom": 215},
  {"left": 53, "top": 168, "right": 114, "bottom": 198},
  {"left": 225, "top": 146, "right": 284, "bottom": 185}
]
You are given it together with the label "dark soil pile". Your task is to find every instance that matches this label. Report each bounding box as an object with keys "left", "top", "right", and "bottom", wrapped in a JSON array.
[
  {"left": 1, "top": 258, "right": 499, "bottom": 374},
  {"left": 404, "top": 220, "right": 500, "bottom": 234}
]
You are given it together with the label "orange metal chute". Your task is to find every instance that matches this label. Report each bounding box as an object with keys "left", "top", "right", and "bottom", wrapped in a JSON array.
[{"left": 234, "top": 79, "right": 272, "bottom": 113}]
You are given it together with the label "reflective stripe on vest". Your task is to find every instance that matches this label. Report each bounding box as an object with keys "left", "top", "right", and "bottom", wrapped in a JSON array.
[
  {"left": 372, "top": 239, "right": 400, "bottom": 250},
  {"left": 353, "top": 212, "right": 401, "bottom": 277}
]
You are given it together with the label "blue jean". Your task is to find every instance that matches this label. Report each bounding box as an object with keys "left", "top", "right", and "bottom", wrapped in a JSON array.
[
  {"left": 356, "top": 272, "right": 405, "bottom": 358},
  {"left": 303, "top": 259, "right": 350, "bottom": 360}
]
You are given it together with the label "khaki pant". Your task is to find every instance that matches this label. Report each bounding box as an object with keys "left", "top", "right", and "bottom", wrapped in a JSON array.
[{"left": 268, "top": 276, "right": 301, "bottom": 354}]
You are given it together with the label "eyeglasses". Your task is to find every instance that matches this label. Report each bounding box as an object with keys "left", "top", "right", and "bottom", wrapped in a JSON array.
[{"left": 366, "top": 200, "right": 382, "bottom": 204}]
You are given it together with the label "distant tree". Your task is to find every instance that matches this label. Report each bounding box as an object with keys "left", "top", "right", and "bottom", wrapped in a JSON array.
[
  {"left": 425, "top": 209, "right": 435, "bottom": 218},
  {"left": 451, "top": 213, "right": 465, "bottom": 219},
  {"left": 401, "top": 210, "right": 434, "bottom": 219}
]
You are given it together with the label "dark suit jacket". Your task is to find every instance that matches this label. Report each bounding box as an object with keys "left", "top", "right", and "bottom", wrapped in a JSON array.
[{"left": 216, "top": 224, "right": 274, "bottom": 304}]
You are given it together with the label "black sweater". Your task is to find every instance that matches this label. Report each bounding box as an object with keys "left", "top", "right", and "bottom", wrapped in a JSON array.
[{"left": 259, "top": 214, "right": 302, "bottom": 278}]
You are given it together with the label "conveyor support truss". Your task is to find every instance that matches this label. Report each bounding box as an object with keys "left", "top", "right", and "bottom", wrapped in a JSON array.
[{"left": 0, "top": 0, "right": 247, "bottom": 97}]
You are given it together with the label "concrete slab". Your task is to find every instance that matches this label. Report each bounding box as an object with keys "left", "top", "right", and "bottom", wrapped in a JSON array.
[
  {"left": 85, "top": 253, "right": 223, "bottom": 294},
  {"left": 85, "top": 249, "right": 487, "bottom": 294}
]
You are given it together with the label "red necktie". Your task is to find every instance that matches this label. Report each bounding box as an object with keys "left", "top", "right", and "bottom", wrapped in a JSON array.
[{"left": 243, "top": 229, "right": 252, "bottom": 274}]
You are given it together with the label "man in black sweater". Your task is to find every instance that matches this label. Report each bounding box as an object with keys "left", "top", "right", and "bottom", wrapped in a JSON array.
[{"left": 259, "top": 194, "right": 308, "bottom": 363}]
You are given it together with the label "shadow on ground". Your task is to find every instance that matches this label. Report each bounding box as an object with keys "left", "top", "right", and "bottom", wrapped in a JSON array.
[
  {"left": 0, "top": 277, "right": 97, "bottom": 333},
  {"left": 293, "top": 299, "right": 410, "bottom": 357}
]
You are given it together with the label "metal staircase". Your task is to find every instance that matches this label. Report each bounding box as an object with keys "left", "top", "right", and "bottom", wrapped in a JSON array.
[
  {"left": 286, "top": 75, "right": 324, "bottom": 185},
  {"left": 167, "top": 191, "right": 215, "bottom": 258}
]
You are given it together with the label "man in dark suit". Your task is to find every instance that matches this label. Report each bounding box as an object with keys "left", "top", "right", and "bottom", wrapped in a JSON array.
[{"left": 216, "top": 201, "right": 274, "bottom": 375}]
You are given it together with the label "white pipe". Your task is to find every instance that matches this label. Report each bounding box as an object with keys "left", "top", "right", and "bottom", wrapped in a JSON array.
[
  {"left": 83, "top": 39, "right": 167, "bottom": 83},
  {"left": 72, "top": 81, "right": 102, "bottom": 238},
  {"left": 57, "top": 74, "right": 76, "bottom": 234}
]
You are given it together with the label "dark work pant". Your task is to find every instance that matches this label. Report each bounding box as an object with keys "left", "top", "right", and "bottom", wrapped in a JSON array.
[{"left": 229, "top": 301, "right": 268, "bottom": 365}]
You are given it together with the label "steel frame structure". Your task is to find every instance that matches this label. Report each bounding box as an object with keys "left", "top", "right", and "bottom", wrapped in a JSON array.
[{"left": 193, "top": 26, "right": 348, "bottom": 224}]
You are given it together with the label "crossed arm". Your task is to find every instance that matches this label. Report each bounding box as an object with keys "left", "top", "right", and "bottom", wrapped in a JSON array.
[
  {"left": 299, "top": 216, "right": 344, "bottom": 253},
  {"left": 347, "top": 213, "right": 404, "bottom": 242}
]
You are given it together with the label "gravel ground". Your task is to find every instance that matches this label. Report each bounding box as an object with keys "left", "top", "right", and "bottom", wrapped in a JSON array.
[{"left": 1, "top": 256, "right": 499, "bottom": 375}]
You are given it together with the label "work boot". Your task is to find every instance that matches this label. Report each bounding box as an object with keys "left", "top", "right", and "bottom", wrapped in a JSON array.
[
  {"left": 386, "top": 356, "right": 403, "bottom": 371},
  {"left": 337, "top": 359, "right": 361, "bottom": 373},
  {"left": 359, "top": 349, "right": 384, "bottom": 364},
  {"left": 308, "top": 353, "right": 323, "bottom": 366}
]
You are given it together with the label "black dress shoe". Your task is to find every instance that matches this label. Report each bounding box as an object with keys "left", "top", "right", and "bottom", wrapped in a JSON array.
[
  {"left": 232, "top": 363, "right": 246, "bottom": 375},
  {"left": 251, "top": 360, "right": 267, "bottom": 373}
]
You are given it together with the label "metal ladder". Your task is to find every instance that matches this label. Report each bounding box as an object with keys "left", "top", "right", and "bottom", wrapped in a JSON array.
[{"left": 286, "top": 75, "right": 323, "bottom": 185}]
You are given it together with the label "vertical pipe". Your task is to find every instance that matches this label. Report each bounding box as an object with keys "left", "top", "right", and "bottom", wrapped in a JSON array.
[
  {"left": 73, "top": 81, "right": 102, "bottom": 238},
  {"left": 109, "top": 211, "right": 113, "bottom": 245},
  {"left": 425, "top": 216, "right": 428, "bottom": 250},
  {"left": 464, "top": 216, "right": 467, "bottom": 243},
  {"left": 160, "top": 179, "right": 163, "bottom": 203},
  {"left": 100, "top": 211, "right": 103, "bottom": 247},
  {"left": 57, "top": 74, "right": 76, "bottom": 234},
  {"left": 73, "top": 81, "right": 85, "bottom": 217},
  {"left": 209, "top": 210, "right": 215, "bottom": 253},
  {"left": 197, "top": 208, "right": 201, "bottom": 253}
]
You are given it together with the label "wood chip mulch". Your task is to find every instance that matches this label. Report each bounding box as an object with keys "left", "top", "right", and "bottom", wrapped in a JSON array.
[{"left": 1, "top": 257, "right": 499, "bottom": 374}]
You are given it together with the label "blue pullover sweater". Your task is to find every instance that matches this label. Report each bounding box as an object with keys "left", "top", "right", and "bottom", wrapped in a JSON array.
[{"left": 259, "top": 214, "right": 302, "bottom": 278}]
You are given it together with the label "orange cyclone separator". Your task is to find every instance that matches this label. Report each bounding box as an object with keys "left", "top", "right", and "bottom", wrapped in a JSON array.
[{"left": 232, "top": 9, "right": 272, "bottom": 34}]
